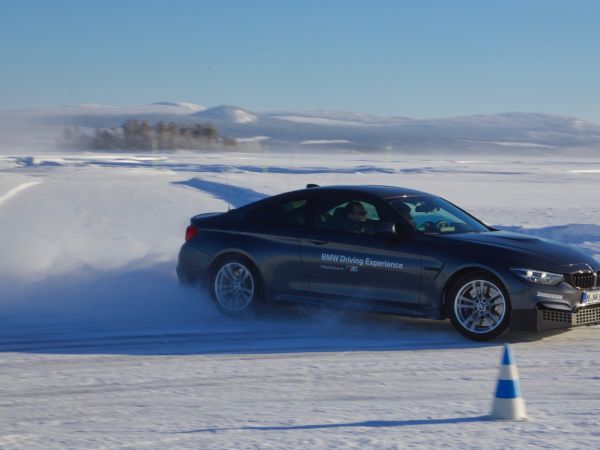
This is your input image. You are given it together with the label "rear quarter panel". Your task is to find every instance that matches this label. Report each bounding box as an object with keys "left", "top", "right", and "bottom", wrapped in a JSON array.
[{"left": 179, "top": 221, "right": 310, "bottom": 300}]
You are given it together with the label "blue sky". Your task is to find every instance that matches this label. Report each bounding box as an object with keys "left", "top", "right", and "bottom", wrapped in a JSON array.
[{"left": 1, "top": 0, "right": 599, "bottom": 121}]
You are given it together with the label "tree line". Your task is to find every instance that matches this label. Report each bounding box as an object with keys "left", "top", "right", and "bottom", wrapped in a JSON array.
[{"left": 62, "top": 120, "right": 236, "bottom": 150}]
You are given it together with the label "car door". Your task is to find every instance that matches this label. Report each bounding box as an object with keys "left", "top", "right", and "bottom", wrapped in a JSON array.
[
  {"left": 243, "top": 194, "right": 311, "bottom": 300},
  {"left": 300, "top": 193, "right": 422, "bottom": 306}
]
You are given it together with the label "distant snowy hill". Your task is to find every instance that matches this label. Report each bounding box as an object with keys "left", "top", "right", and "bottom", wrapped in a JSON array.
[
  {"left": 192, "top": 105, "right": 257, "bottom": 124},
  {"left": 1, "top": 102, "right": 599, "bottom": 154}
]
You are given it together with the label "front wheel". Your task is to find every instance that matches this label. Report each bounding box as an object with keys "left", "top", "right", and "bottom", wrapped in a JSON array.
[
  {"left": 447, "top": 272, "right": 510, "bottom": 341},
  {"left": 211, "top": 258, "right": 259, "bottom": 315}
]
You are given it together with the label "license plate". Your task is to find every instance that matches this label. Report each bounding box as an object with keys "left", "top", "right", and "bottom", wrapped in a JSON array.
[{"left": 582, "top": 290, "right": 600, "bottom": 305}]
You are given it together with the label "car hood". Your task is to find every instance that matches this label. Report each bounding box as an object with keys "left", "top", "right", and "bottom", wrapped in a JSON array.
[{"left": 442, "top": 231, "right": 599, "bottom": 273}]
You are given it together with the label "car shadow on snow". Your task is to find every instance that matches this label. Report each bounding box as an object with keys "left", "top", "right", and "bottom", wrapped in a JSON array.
[{"left": 172, "top": 177, "right": 267, "bottom": 208}]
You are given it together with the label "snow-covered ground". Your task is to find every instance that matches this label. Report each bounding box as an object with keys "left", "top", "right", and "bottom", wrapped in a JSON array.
[{"left": 0, "top": 150, "right": 599, "bottom": 449}]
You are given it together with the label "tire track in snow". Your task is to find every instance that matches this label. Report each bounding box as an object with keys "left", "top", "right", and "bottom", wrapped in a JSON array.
[{"left": 0, "top": 181, "right": 41, "bottom": 207}]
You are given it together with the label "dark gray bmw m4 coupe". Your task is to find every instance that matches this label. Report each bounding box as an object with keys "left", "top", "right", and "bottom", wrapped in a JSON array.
[{"left": 177, "top": 184, "right": 600, "bottom": 340}]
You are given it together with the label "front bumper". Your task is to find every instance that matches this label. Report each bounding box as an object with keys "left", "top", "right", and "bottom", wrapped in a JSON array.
[{"left": 512, "top": 304, "right": 600, "bottom": 332}]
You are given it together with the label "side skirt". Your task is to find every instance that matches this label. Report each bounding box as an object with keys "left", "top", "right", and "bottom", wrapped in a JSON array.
[{"left": 274, "top": 293, "right": 435, "bottom": 319}]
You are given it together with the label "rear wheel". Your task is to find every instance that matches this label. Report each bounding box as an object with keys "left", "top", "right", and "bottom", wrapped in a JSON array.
[
  {"left": 211, "top": 258, "right": 259, "bottom": 315},
  {"left": 447, "top": 272, "right": 510, "bottom": 341}
]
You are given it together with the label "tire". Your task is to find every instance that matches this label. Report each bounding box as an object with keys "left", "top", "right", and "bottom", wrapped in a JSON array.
[
  {"left": 210, "top": 256, "right": 261, "bottom": 316},
  {"left": 447, "top": 271, "right": 510, "bottom": 341}
]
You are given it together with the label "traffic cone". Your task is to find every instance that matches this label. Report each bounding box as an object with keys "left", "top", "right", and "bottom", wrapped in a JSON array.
[{"left": 491, "top": 344, "right": 527, "bottom": 420}]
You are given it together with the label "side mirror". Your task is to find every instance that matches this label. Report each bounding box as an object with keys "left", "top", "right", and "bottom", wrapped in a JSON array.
[{"left": 372, "top": 221, "right": 398, "bottom": 238}]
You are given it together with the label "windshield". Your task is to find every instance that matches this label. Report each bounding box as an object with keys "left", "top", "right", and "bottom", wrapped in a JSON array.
[{"left": 389, "top": 196, "right": 489, "bottom": 235}]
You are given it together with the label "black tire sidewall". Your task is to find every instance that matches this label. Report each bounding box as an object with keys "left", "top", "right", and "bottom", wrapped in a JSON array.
[{"left": 447, "top": 271, "right": 511, "bottom": 341}]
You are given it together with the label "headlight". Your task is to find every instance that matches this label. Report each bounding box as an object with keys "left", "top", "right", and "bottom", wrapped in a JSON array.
[{"left": 511, "top": 268, "right": 564, "bottom": 285}]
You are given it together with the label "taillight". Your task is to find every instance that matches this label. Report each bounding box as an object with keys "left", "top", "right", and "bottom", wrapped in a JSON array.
[{"left": 185, "top": 225, "right": 199, "bottom": 242}]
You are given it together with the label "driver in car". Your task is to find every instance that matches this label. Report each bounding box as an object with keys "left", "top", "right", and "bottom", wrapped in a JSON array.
[
  {"left": 344, "top": 201, "right": 372, "bottom": 234},
  {"left": 394, "top": 202, "right": 417, "bottom": 230}
]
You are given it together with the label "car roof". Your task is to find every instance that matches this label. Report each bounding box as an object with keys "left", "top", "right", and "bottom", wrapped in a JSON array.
[
  {"left": 236, "top": 185, "right": 433, "bottom": 213},
  {"left": 299, "top": 185, "right": 431, "bottom": 199}
]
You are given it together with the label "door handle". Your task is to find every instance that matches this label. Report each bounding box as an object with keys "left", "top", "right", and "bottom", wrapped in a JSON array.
[{"left": 308, "top": 238, "right": 328, "bottom": 245}]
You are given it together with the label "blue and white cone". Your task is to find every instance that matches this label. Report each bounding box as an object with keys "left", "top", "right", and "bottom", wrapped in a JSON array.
[{"left": 491, "top": 344, "right": 527, "bottom": 420}]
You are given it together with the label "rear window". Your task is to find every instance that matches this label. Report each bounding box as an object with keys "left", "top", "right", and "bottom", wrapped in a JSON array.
[{"left": 247, "top": 198, "right": 308, "bottom": 227}]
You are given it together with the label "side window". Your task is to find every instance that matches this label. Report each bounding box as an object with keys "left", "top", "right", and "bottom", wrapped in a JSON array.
[
  {"left": 314, "top": 196, "right": 386, "bottom": 234},
  {"left": 248, "top": 198, "right": 308, "bottom": 227}
]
